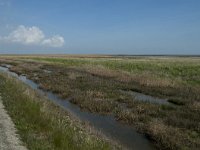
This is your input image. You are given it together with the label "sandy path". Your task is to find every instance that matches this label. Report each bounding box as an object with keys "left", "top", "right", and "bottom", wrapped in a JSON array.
[{"left": 0, "top": 95, "right": 27, "bottom": 150}]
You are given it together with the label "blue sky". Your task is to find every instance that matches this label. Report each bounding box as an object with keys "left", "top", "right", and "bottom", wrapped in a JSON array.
[{"left": 0, "top": 0, "right": 200, "bottom": 54}]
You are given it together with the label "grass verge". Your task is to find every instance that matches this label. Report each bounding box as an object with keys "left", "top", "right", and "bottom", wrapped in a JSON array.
[{"left": 0, "top": 73, "right": 113, "bottom": 150}]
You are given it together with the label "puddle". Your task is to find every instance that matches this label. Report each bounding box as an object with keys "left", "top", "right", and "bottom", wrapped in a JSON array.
[
  {"left": 0, "top": 66, "right": 155, "bottom": 150},
  {"left": 121, "top": 90, "right": 170, "bottom": 105},
  {"left": 1, "top": 64, "right": 12, "bottom": 68}
]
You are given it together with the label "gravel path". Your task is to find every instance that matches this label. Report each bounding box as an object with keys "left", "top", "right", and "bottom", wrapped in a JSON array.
[{"left": 0, "top": 95, "right": 27, "bottom": 150}]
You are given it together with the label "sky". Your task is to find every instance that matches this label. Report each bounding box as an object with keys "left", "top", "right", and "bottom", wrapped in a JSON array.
[{"left": 0, "top": 0, "right": 200, "bottom": 54}]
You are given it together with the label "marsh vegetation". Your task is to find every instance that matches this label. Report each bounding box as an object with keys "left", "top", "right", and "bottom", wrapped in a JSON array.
[
  {"left": 0, "top": 74, "right": 113, "bottom": 150},
  {"left": 0, "top": 55, "right": 200, "bottom": 150}
]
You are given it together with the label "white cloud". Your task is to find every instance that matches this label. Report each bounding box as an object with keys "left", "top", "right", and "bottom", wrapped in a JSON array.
[
  {"left": 0, "top": 25, "right": 65, "bottom": 47},
  {"left": 42, "top": 35, "right": 65, "bottom": 47},
  {"left": 5, "top": 25, "right": 45, "bottom": 44}
]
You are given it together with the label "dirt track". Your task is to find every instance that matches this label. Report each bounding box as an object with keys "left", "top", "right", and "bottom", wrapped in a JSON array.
[{"left": 0, "top": 95, "right": 27, "bottom": 150}]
